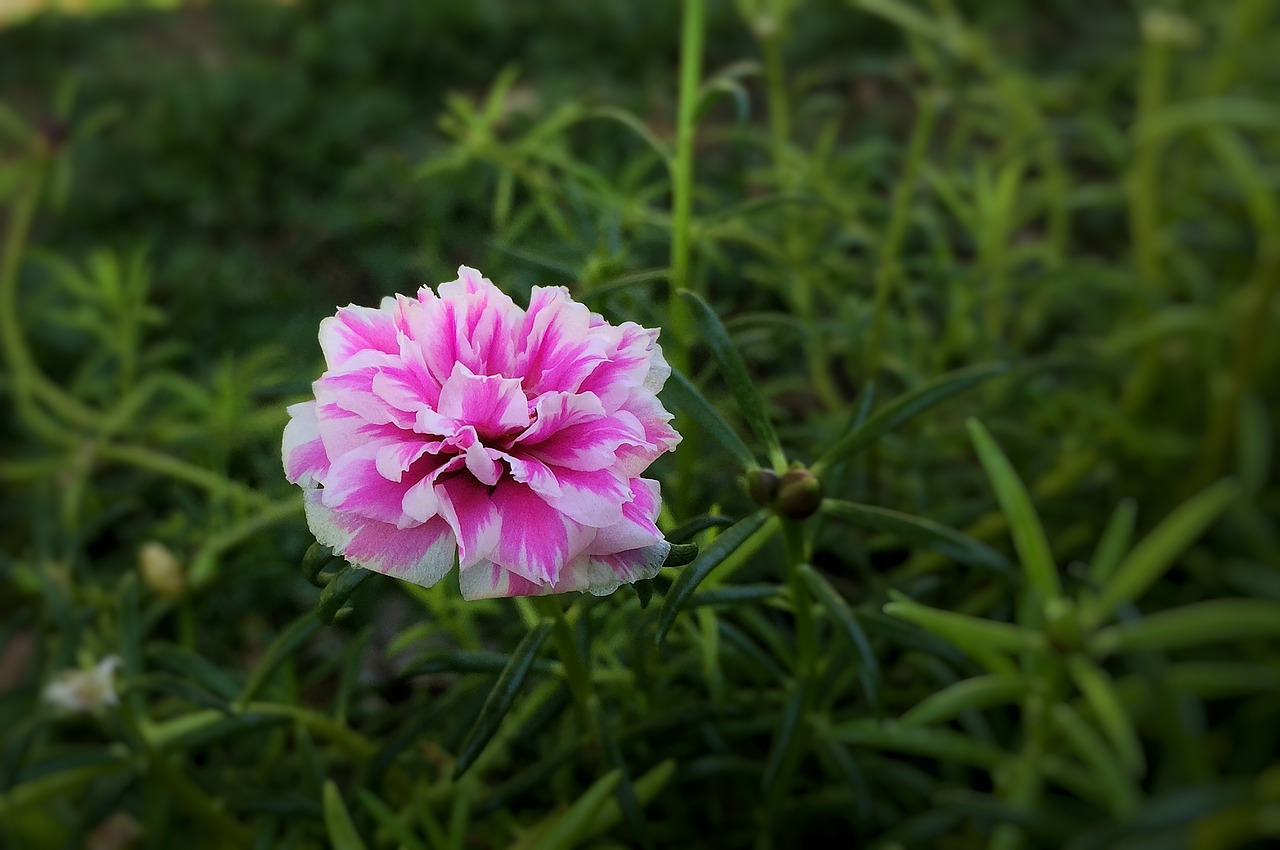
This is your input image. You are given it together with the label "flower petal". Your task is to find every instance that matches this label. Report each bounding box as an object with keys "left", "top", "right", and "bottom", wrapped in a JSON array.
[
  {"left": 319, "top": 303, "right": 400, "bottom": 370},
  {"left": 488, "top": 479, "right": 593, "bottom": 584},
  {"left": 304, "top": 491, "right": 456, "bottom": 588},
  {"left": 434, "top": 474, "right": 502, "bottom": 568},
  {"left": 436, "top": 363, "right": 530, "bottom": 438},
  {"left": 516, "top": 286, "right": 610, "bottom": 395},
  {"left": 283, "top": 401, "right": 329, "bottom": 486},
  {"left": 588, "top": 477, "right": 666, "bottom": 554}
]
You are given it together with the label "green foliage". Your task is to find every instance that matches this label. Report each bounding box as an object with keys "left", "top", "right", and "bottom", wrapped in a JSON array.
[{"left": 3, "top": 0, "right": 1279, "bottom": 848}]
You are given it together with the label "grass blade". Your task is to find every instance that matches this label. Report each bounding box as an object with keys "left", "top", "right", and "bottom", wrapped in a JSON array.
[
  {"left": 655, "top": 509, "right": 772, "bottom": 645},
  {"left": 824, "top": 718, "right": 1007, "bottom": 768},
  {"left": 966, "top": 418, "right": 1062, "bottom": 601},
  {"left": 884, "top": 591, "right": 1044, "bottom": 673},
  {"left": 323, "top": 781, "right": 369, "bottom": 850},
  {"left": 1050, "top": 705, "right": 1141, "bottom": 817},
  {"left": 357, "top": 788, "right": 427, "bottom": 850},
  {"left": 1092, "top": 599, "right": 1280, "bottom": 655},
  {"left": 1066, "top": 656, "right": 1145, "bottom": 776},
  {"left": 1089, "top": 498, "right": 1138, "bottom": 586},
  {"left": 1091, "top": 480, "right": 1240, "bottom": 625},
  {"left": 531, "top": 769, "right": 623, "bottom": 850},
  {"left": 664, "top": 368, "right": 757, "bottom": 471},
  {"left": 814, "top": 362, "right": 1008, "bottom": 474},
  {"left": 823, "top": 499, "right": 1014, "bottom": 575},
  {"left": 454, "top": 620, "right": 553, "bottom": 778},
  {"left": 238, "top": 613, "right": 320, "bottom": 709},
  {"left": 680, "top": 289, "right": 785, "bottom": 471},
  {"left": 799, "top": 564, "right": 881, "bottom": 706},
  {"left": 901, "top": 674, "right": 1025, "bottom": 726}
]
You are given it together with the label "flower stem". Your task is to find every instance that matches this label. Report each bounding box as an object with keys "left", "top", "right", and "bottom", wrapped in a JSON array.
[
  {"left": 667, "top": 0, "right": 706, "bottom": 368},
  {"left": 531, "top": 596, "right": 594, "bottom": 725}
]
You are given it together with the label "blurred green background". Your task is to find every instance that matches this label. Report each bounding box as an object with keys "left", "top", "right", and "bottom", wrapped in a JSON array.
[{"left": 2, "top": 0, "right": 1278, "bottom": 848}]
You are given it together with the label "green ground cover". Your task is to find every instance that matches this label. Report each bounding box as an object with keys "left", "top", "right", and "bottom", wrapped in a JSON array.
[{"left": 1, "top": 0, "right": 1278, "bottom": 847}]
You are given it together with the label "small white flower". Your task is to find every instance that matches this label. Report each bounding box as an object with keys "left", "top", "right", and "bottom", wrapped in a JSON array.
[{"left": 44, "top": 656, "right": 122, "bottom": 714}]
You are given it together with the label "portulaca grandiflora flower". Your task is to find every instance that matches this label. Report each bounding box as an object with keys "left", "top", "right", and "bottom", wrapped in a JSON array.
[{"left": 283, "top": 267, "right": 681, "bottom": 599}]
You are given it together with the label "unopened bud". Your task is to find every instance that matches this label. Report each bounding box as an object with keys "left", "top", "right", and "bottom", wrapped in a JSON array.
[
  {"left": 774, "top": 468, "right": 824, "bottom": 520},
  {"left": 138, "top": 541, "right": 186, "bottom": 600},
  {"left": 1141, "top": 8, "right": 1200, "bottom": 48},
  {"left": 746, "top": 468, "right": 780, "bottom": 507}
]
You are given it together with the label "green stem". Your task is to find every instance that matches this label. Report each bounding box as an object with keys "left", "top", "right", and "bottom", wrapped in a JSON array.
[
  {"left": 667, "top": 0, "right": 706, "bottom": 368},
  {"left": 782, "top": 521, "right": 816, "bottom": 681},
  {"left": 865, "top": 92, "right": 937, "bottom": 381},
  {"left": 532, "top": 596, "right": 594, "bottom": 725},
  {"left": 1130, "top": 33, "right": 1169, "bottom": 291}
]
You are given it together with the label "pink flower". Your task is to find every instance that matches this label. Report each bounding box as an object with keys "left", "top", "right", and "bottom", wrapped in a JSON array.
[{"left": 283, "top": 267, "right": 681, "bottom": 599}]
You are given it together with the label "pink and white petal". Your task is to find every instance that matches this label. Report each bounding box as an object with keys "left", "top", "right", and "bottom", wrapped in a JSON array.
[
  {"left": 319, "top": 304, "right": 400, "bottom": 370},
  {"left": 489, "top": 479, "right": 593, "bottom": 585},
  {"left": 344, "top": 516, "right": 457, "bottom": 589},
  {"left": 501, "top": 452, "right": 563, "bottom": 499},
  {"left": 313, "top": 402, "right": 406, "bottom": 467},
  {"left": 283, "top": 401, "right": 329, "bottom": 486},
  {"left": 588, "top": 477, "right": 665, "bottom": 554},
  {"left": 518, "top": 391, "right": 606, "bottom": 443},
  {"left": 374, "top": 439, "right": 436, "bottom": 483},
  {"left": 613, "top": 390, "right": 682, "bottom": 477},
  {"left": 439, "top": 267, "right": 522, "bottom": 376},
  {"left": 553, "top": 540, "right": 670, "bottom": 597},
  {"left": 435, "top": 475, "right": 502, "bottom": 568},
  {"left": 578, "top": 323, "right": 659, "bottom": 409},
  {"left": 437, "top": 363, "right": 530, "bottom": 438},
  {"left": 402, "top": 295, "right": 461, "bottom": 387},
  {"left": 458, "top": 561, "right": 552, "bottom": 601},
  {"left": 320, "top": 445, "right": 413, "bottom": 526},
  {"left": 401, "top": 456, "right": 464, "bottom": 523},
  {"left": 516, "top": 286, "right": 610, "bottom": 395},
  {"left": 520, "top": 395, "right": 646, "bottom": 472},
  {"left": 303, "top": 489, "right": 359, "bottom": 555},
  {"left": 546, "top": 467, "right": 630, "bottom": 528}
]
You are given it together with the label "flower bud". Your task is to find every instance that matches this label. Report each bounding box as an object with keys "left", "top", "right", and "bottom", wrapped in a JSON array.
[
  {"left": 44, "top": 656, "right": 121, "bottom": 715},
  {"left": 774, "top": 468, "right": 824, "bottom": 520},
  {"left": 746, "top": 468, "right": 780, "bottom": 507},
  {"left": 138, "top": 541, "right": 186, "bottom": 601}
]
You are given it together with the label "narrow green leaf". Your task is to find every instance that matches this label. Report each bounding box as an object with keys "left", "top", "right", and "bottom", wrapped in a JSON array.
[
  {"left": 590, "top": 697, "right": 650, "bottom": 848},
  {"left": 407, "top": 649, "right": 556, "bottom": 677},
  {"left": 148, "top": 644, "right": 240, "bottom": 700},
  {"left": 323, "top": 781, "right": 369, "bottom": 850},
  {"left": 117, "top": 574, "right": 143, "bottom": 679},
  {"left": 884, "top": 592, "right": 1044, "bottom": 672},
  {"left": 357, "top": 788, "right": 428, "bottom": 850},
  {"left": 582, "top": 760, "right": 677, "bottom": 839},
  {"left": 1092, "top": 599, "right": 1280, "bottom": 655},
  {"left": 823, "top": 499, "right": 1014, "bottom": 575},
  {"left": 762, "top": 681, "right": 808, "bottom": 789},
  {"left": 1089, "top": 499, "right": 1138, "bottom": 586},
  {"left": 663, "top": 542, "right": 699, "bottom": 568},
  {"left": 1050, "top": 705, "right": 1141, "bottom": 817},
  {"left": 799, "top": 565, "right": 881, "bottom": 706},
  {"left": 663, "top": 368, "right": 757, "bottom": 470},
  {"left": 317, "top": 565, "right": 370, "bottom": 625},
  {"left": 238, "top": 613, "right": 321, "bottom": 709},
  {"left": 655, "top": 509, "right": 771, "bottom": 645},
  {"left": 815, "top": 362, "right": 1008, "bottom": 474},
  {"left": 901, "top": 674, "right": 1025, "bottom": 726},
  {"left": 680, "top": 289, "right": 785, "bottom": 471},
  {"left": 1066, "top": 656, "right": 1145, "bottom": 776},
  {"left": 531, "top": 769, "right": 623, "bottom": 850},
  {"left": 688, "top": 584, "right": 780, "bottom": 609},
  {"left": 665, "top": 514, "right": 735, "bottom": 543},
  {"left": 824, "top": 718, "right": 1006, "bottom": 768},
  {"left": 454, "top": 621, "right": 553, "bottom": 777},
  {"left": 1092, "top": 480, "right": 1240, "bottom": 624},
  {"left": 966, "top": 418, "right": 1062, "bottom": 600}
]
